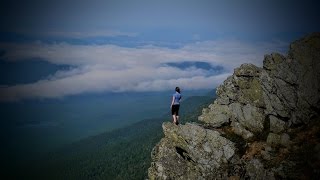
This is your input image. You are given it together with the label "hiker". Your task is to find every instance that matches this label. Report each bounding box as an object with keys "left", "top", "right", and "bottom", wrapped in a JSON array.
[{"left": 170, "top": 87, "right": 182, "bottom": 125}]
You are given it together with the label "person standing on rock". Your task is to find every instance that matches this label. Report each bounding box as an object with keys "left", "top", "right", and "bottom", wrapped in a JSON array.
[{"left": 170, "top": 87, "right": 182, "bottom": 125}]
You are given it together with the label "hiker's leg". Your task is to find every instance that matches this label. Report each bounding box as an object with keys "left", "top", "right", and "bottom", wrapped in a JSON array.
[
  {"left": 172, "top": 115, "right": 177, "bottom": 124},
  {"left": 175, "top": 105, "right": 180, "bottom": 125}
]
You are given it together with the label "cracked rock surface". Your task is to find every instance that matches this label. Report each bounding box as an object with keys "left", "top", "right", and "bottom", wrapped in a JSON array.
[{"left": 148, "top": 122, "right": 236, "bottom": 179}]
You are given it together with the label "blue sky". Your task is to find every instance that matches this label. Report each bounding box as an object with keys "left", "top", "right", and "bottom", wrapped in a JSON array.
[{"left": 0, "top": 0, "right": 319, "bottom": 101}]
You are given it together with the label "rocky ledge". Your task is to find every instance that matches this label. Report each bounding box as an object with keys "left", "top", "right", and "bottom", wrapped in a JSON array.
[{"left": 148, "top": 33, "right": 320, "bottom": 179}]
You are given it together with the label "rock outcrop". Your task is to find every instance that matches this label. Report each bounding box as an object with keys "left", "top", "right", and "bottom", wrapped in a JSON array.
[
  {"left": 149, "top": 33, "right": 320, "bottom": 179},
  {"left": 148, "top": 122, "right": 236, "bottom": 179}
]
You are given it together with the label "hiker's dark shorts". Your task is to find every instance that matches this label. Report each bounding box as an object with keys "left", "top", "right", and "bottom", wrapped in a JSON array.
[{"left": 171, "top": 104, "right": 180, "bottom": 116}]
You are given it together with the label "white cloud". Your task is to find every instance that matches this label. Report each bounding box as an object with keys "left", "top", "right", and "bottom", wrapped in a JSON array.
[{"left": 0, "top": 38, "right": 288, "bottom": 102}]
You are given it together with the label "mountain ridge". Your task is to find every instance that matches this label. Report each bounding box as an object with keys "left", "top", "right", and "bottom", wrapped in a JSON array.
[{"left": 148, "top": 33, "right": 320, "bottom": 179}]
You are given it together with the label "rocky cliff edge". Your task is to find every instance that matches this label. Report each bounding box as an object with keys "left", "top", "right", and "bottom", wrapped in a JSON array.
[{"left": 148, "top": 33, "right": 320, "bottom": 179}]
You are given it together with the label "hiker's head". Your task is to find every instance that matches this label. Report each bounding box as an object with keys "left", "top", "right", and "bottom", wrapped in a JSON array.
[{"left": 175, "top": 87, "right": 180, "bottom": 93}]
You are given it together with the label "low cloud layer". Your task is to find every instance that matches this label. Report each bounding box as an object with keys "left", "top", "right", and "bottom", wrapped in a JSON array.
[{"left": 0, "top": 39, "right": 288, "bottom": 102}]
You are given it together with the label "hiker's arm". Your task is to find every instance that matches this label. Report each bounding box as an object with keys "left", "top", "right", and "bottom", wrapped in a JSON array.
[{"left": 170, "top": 96, "right": 174, "bottom": 108}]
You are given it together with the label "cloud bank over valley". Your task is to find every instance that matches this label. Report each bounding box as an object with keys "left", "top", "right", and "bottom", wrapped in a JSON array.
[{"left": 0, "top": 38, "right": 288, "bottom": 101}]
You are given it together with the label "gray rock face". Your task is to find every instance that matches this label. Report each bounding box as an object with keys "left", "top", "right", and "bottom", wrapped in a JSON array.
[
  {"left": 245, "top": 159, "right": 275, "bottom": 180},
  {"left": 269, "top": 115, "right": 286, "bottom": 133},
  {"left": 198, "top": 102, "right": 230, "bottom": 127},
  {"left": 149, "top": 33, "right": 320, "bottom": 179},
  {"left": 148, "top": 122, "right": 236, "bottom": 179},
  {"left": 263, "top": 33, "right": 320, "bottom": 123},
  {"left": 199, "top": 33, "right": 320, "bottom": 139},
  {"left": 230, "top": 103, "right": 265, "bottom": 134},
  {"left": 200, "top": 63, "right": 268, "bottom": 139}
]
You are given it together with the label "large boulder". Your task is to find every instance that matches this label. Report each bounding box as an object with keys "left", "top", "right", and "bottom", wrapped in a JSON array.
[
  {"left": 148, "top": 122, "right": 236, "bottom": 179},
  {"left": 198, "top": 102, "right": 230, "bottom": 127}
]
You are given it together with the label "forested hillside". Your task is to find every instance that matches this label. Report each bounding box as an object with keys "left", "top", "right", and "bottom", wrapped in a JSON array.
[{"left": 12, "top": 93, "right": 215, "bottom": 180}]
